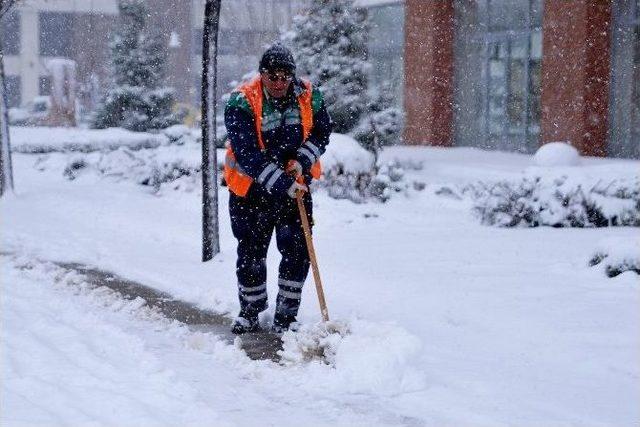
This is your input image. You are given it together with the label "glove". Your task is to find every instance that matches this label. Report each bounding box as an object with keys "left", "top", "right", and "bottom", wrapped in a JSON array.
[
  {"left": 286, "top": 160, "right": 303, "bottom": 178},
  {"left": 287, "top": 180, "right": 308, "bottom": 199}
]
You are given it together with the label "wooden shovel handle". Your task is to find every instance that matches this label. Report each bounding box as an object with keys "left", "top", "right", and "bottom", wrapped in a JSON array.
[{"left": 296, "top": 191, "right": 329, "bottom": 322}]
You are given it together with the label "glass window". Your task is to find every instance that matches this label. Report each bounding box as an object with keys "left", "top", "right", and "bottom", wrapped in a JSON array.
[
  {"left": 5, "top": 76, "right": 21, "bottom": 108},
  {"left": 608, "top": 0, "right": 640, "bottom": 158},
  {"left": 633, "top": 4, "right": 640, "bottom": 149},
  {"left": 366, "top": 4, "right": 405, "bottom": 111},
  {"left": 631, "top": 23, "right": 640, "bottom": 154},
  {"left": 1, "top": 10, "right": 20, "bottom": 55},
  {"left": 39, "top": 76, "right": 51, "bottom": 96},
  {"left": 39, "top": 12, "right": 74, "bottom": 57},
  {"left": 454, "top": 0, "right": 542, "bottom": 153},
  {"left": 487, "top": 0, "right": 536, "bottom": 31}
]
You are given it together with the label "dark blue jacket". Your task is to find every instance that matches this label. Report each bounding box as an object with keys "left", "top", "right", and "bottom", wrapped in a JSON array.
[{"left": 224, "top": 77, "right": 333, "bottom": 197}]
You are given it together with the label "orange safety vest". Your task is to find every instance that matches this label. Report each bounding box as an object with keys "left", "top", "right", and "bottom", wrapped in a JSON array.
[{"left": 224, "top": 75, "right": 322, "bottom": 197}]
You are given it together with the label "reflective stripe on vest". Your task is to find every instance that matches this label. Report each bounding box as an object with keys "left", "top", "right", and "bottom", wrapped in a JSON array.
[{"left": 224, "top": 75, "right": 322, "bottom": 197}]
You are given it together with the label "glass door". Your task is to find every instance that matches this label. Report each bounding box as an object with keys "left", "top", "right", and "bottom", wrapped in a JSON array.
[
  {"left": 453, "top": 0, "right": 542, "bottom": 153},
  {"left": 608, "top": 0, "right": 640, "bottom": 158}
]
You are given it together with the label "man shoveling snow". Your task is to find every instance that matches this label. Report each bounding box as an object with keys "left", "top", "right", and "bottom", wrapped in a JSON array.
[{"left": 223, "top": 43, "right": 333, "bottom": 334}]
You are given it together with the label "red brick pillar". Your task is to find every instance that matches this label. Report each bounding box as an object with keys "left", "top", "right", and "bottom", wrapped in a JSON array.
[
  {"left": 403, "top": 0, "right": 454, "bottom": 146},
  {"left": 540, "top": 1, "right": 611, "bottom": 156}
]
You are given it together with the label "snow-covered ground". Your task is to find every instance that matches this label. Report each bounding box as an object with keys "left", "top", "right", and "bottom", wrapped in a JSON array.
[{"left": 2, "top": 128, "right": 639, "bottom": 426}]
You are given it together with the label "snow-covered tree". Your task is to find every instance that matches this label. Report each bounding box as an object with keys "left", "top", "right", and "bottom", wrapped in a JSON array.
[
  {"left": 352, "top": 82, "right": 403, "bottom": 153},
  {"left": 282, "top": 0, "right": 402, "bottom": 151},
  {"left": 92, "top": 0, "right": 178, "bottom": 131},
  {"left": 282, "top": 0, "right": 369, "bottom": 134}
]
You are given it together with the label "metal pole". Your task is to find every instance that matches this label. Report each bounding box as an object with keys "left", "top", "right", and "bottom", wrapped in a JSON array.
[
  {"left": 0, "top": 41, "right": 15, "bottom": 197},
  {"left": 201, "top": 0, "right": 221, "bottom": 261}
]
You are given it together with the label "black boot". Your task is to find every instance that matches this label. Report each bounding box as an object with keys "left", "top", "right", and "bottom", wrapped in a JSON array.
[
  {"left": 231, "top": 310, "right": 260, "bottom": 334},
  {"left": 271, "top": 312, "right": 298, "bottom": 333}
]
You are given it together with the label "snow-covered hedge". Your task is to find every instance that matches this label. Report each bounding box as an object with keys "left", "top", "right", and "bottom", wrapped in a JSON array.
[
  {"left": 469, "top": 176, "right": 640, "bottom": 227},
  {"left": 11, "top": 126, "right": 168, "bottom": 153},
  {"left": 589, "top": 238, "right": 640, "bottom": 277},
  {"left": 317, "top": 134, "right": 419, "bottom": 202},
  {"left": 24, "top": 128, "right": 418, "bottom": 201},
  {"left": 60, "top": 144, "right": 204, "bottom": 192}
]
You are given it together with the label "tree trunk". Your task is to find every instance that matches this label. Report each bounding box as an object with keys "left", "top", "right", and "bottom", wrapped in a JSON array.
[
  {"left": 201, "top": 0, "right": 222, "bottom": 261},
  {"left": 0, "top": 42, "right": 15, "bottom": 197}
]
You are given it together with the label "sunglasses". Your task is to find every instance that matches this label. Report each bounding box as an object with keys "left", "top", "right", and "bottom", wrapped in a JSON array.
[{"left": 265, "top": 72, "right": 293, "bottom": 83}]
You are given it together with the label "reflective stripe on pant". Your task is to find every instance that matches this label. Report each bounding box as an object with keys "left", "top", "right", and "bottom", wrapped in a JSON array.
[
  {"left": 276, "top": 277, "right": 305, "bottom": 318},
  {"left": 229, "top": 186, "right": 312, "bottom": 316}
]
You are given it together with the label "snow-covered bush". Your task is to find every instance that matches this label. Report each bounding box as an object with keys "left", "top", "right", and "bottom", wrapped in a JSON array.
[
  {"left": 11, "top": 126, "right": 166, "bottom": 153},
  {"left": 351, "top": 83, "right": 403, "bottom": 151},
  {"left": 471, "top": 176, "right": 640, "bottom": 227},
  {"left": 589, "top": 238, "right": 640, "bottom": 277},
  {"left": 41, "top": 129, "right": 414, "bottom": 201},
  {"left": 317, "top": 134, "right": 415, "bottom": 202},
  {"left": 57, "top": 145, "right": 203, "bottom": 193},
  {"left": 63, "top": 157, "right": 89, "bottom": 180},
  {"left": 161, "top": 125, "right": 192, "bottom": 145},
  {"left": 91, "top": 0, "right": 178, "bottom": 131}
]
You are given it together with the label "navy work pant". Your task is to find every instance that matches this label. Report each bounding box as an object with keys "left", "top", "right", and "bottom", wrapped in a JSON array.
[{"left": 229, "top": 186, "right": 312, "bottom": 318}]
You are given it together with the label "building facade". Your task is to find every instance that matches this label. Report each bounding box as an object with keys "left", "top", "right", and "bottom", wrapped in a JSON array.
[
  {"left": 1, "top": 0, "right": 118, "bottom": 110},
  {"left": 191, "top": 0, "right": 309, "bottom": 105},
  {"left": 404, "top": 0, "right": 640, "bottom": 158},
  {"left": 3, "top": 0, "right": 637, "bottom": 159},
  {"left": 1, "top": 0, "right": 197, "bottom": 112},
  {"left": 1, "top": 0, "right": 308, "bottom": 113}
]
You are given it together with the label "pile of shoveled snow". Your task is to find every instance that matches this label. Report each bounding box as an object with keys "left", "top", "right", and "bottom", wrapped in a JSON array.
[{"left": 279, "top": 318, "right": 425, "bottom": 395}]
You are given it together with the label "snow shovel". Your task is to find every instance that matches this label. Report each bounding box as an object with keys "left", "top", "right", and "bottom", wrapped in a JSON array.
[{"left": 295, "top": 189, "right": 330, "bottom": 322}]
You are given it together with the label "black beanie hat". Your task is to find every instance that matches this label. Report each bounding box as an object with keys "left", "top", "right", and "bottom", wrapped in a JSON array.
[{"left": 259, "top": 43, "right": 296, "bottom": 74}]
